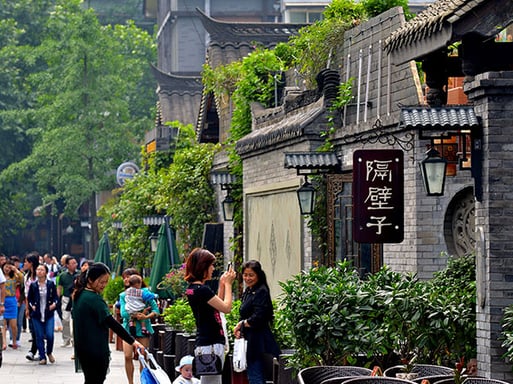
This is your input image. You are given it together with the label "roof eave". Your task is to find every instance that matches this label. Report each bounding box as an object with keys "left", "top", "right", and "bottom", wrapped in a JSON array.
[{"left": 389, "top": 27, "right": 453, "bottom": 65}]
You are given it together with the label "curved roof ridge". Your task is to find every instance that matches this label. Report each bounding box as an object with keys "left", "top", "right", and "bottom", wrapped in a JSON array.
[
  {"left": 150, "top": 64, "right": 202, "bottom": 91},
  {"left": 196, "top": 7, "right": 306, "bottom": 43}
]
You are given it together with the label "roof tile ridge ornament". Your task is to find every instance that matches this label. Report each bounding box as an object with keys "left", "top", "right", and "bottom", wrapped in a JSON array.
[{"left": 195, "top": 7, "right": 306, "bottom": 43}]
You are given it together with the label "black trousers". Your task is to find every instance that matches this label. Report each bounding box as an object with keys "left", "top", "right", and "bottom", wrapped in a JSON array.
[
  {"left": 28, "top": 318, "right": 37, "bottom": 354},
  {"left": 78, "top": 353, "right": 110, "bottom": 384}
]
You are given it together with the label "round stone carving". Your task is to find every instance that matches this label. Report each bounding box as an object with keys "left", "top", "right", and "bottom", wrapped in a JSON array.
[{"left": 445, "top": 187, "right": 476, "bottom": 256}]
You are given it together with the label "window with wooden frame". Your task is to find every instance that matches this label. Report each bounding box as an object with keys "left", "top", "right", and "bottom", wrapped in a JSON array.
[{"left": 327, "top": 174, "right": 383, "bottom": 275}]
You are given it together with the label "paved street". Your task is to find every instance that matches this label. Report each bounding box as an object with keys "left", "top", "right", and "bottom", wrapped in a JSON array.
[{"left": 0, "top": 329, "right": 140, "bottom": 384}]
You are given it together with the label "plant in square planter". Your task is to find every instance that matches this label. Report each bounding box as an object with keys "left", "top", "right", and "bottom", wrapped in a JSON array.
[
  {"left": 395, "top": 355, "right": 418, "bottom": 380},
  {"left": 162, "top": 298, "right": 196, "bottom": 335}
]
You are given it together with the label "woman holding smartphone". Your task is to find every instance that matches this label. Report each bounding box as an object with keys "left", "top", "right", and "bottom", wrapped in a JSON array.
[{"left": 184, "top": 248, "right": 236, "bottom": 384}]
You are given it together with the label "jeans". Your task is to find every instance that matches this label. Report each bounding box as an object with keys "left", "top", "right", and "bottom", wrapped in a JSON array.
[
  {"left": 32, "top": 316, "right": 55, "bottom": 361},
  {"left": 16, "top": 302, "right": 25, "bottom": 342},
  {"left": 247, "top": 358, "right": 266, "bottom": 384}
]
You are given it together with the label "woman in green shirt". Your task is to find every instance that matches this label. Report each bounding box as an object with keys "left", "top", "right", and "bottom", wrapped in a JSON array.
[{"left": 72, "top": 262, "right": 145, "bottom": 384}]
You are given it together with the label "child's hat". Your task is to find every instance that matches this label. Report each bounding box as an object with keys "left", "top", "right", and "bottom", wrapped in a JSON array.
[{"left": 175, "top": 355, "right": 194, "bottom": 372}]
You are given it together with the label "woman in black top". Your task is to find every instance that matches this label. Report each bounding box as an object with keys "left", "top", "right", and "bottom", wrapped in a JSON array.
[
  {"left": 185, "top": 248, "right": 236, "bottom": 384},
  {"left": 233, "top": 260, "right": 280, "bottom": 384}
]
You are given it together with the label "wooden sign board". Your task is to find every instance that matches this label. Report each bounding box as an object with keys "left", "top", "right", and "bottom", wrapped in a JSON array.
[{"left": 353, "top": 150, "right": 404, "bottom": 243}]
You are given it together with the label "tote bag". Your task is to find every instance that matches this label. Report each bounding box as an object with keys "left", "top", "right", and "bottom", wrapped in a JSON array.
[
  {"left": 139, "top": 351, "right": 172, "bottom": 384},
  {"left": 232, "top": 337, "right": 248, "bottom": 372}
]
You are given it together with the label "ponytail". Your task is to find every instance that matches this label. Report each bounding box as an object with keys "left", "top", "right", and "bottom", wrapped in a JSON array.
[{"left": 72, "top": 262, "right": 110, "bottom": 302}]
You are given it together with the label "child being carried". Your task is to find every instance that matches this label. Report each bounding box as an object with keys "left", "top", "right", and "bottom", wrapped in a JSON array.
[{"left": 125, "top": 274, "right": 157, "bottom": 337}]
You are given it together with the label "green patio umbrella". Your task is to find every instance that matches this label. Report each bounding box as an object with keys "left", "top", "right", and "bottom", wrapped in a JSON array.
[
  {"left": 112, "top": 249, "right": 125, "bottom": 277},
  {"left": 149, "top": 222, "right": 179, "bottom": 299},
  {"left": 94, "top": 232, "right": 112, "bottom": 270}
]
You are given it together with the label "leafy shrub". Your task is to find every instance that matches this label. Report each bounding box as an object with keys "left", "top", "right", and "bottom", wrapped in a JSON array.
[
  {"left": 279, "top": 261, "right": 371, "bottom": 367},
  {"left": 360, "top": 0, "right": 412, "bottom": 19},
  {"left": 421, "top": 254, "right": 476, "bottom": 364},
  {"left": 279, "top": 256, "right": 476, "bottom": 369},
  {"left": 273, "top": 299, "right": 295, "bottom": 350},
  {"left": 163, "top": 298, "right": 196, "bottom": 334},
  {"left": 224, "top": 299, "right": 241, "bottom": 344},
  {"left": 103, "top": 276, "right": 125, "bottom": 305},
  {"left": 501, "top": 305, "right": 513, "bottom": 369}
]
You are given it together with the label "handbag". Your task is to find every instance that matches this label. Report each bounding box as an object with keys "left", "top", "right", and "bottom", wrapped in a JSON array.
[
  {"left": 232, "top": 337, "right": 248, "bottom": 372},
  {"left": 139, "top": 350, "right": 172, "bottom": 384},
  {"left": 193, "top": 347, "right": 223, "bottom": 376}
]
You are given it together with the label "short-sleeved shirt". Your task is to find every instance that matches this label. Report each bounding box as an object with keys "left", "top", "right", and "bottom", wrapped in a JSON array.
[
  {"left": 185, "top": 283, "right": 225, "bottom": 346},
  {"left": 72, "top": 289, "right": 112, "bottom": 360},
  {"left": 5, "top": 271, "right": 23, "bottom": 297},
  {"left": 124, "top": 286, "right": 157, "bottom": 313},
  {"left": 58, "top": 270, "right": 79, "bottom": 297},
  {"left": 173, "top": 376, "right": 200, "bottom": 384}
]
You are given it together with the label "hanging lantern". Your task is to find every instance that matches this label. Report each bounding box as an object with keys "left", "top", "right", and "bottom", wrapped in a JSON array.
[{"left": 420, "top": 148, "right": 447, "bottom": 196}]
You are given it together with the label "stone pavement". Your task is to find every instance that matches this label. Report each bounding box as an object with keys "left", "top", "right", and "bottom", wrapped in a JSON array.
[{"left": 0, "top": 329, "right": 141, "bottom": 384}]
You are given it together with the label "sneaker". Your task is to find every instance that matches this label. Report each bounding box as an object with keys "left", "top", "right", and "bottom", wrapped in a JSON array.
[
  {"left": 39, "top": 359, "right": 47, "bottom": 365},
  {"left": 48, "top": 354, "right": 55, "bottom": 363},
  {"left": 26, "top": 352, "right": 35, "bottom": 361},
  {"left": 60, "top": 340, "right": 71, "bottom": 347}
]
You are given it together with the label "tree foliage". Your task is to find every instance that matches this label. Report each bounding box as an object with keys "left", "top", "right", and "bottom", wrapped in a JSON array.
[
  {"left": 98, "top": 122, "right": 219, "bottom": 269},
  {"left": 0, "top": 0, "right": 156, "bottom": 254}
]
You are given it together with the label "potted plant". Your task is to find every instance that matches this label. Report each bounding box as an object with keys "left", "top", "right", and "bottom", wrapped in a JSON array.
[
  {"left": 158, "top": 264, "right": 187, "bottom": 301},
  {"left": 163, "top": 297, "right": 196, "bottom": 334},
  {"left": 396, "top": 355, "right": 418, "bottom": 380}
]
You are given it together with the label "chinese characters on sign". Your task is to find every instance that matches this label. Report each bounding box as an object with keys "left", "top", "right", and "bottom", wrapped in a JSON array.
[{"left": 353, "top": 150, "right": 404, "bottom": 243}]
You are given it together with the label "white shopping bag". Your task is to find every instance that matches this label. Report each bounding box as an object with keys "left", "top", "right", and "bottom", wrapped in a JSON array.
[
  {"left": 232, "top": 337, "right": 248, "bottom": 372},
  {"left": 139, "top": 350, "right": 172, "bottom": 384}
]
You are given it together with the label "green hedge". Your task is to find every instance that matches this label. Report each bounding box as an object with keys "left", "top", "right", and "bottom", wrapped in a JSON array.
[{"left": 279, "top": 256, "right": 476, "bottom": 369}]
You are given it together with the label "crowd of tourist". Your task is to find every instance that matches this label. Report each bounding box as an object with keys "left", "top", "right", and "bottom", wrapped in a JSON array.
[
  {"left": 0, "top": 251, "right": 158, "bottom": 384},
  {"left": 0, "top": 251, "right": 85, "bottom": 362},
  {"left": 0, "top": 248, "right": 281, "bottom": 384}
]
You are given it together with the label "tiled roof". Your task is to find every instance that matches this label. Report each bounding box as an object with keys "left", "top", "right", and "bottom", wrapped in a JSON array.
[
  {"left": 150, "top": 64, "right": 202, "bottom": 93},
  {"left": 284, "top": 152, "right": 340, "bottom": 171},
  {"left": 142, "top": 216, "right": 166, "bottom": 226},
  {"left": 150, "top": 64, "right": 203, "bottom": 126},
  {"left": 400, "top": 106, "right": 480, "bottom": 129},
  {"left": 235, "top": 97, "right": 325, "bottom": 155},
  {"left": 385, "top": 0, "right": 485, "bottom": 52},
  {"left": 195, "top": 10, "right": 306, "bottom": 143},
  {"left": 196, "top": 8, "right": 305, "bottom": 44},
  {"left": 385, "top": 0, "right": 513, "bottom": 63},
  {"left": 210, "top": 172, "right": 236, "bottom": 186}
]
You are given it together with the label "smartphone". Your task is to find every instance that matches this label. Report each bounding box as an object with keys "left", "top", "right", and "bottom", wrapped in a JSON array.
[{"left": 227, "top": 262, "right": 232, "bottom": 270}]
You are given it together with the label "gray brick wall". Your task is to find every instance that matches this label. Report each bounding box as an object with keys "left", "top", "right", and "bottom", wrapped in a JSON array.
[
  {"left": 340, "top": 7, "right": 422, "bottom": 126},
  {"left": 466, "top": 71, "right": 513, "bottom": 381}
]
